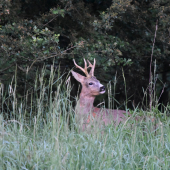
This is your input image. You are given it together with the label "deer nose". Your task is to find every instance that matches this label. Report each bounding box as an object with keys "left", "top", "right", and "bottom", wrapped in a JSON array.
[{"left": 100, "top": 86, "right": 105, "bottom": 92}]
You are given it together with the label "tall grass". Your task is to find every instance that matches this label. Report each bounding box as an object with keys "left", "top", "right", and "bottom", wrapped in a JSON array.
[{"left": 0, "top": 67, "right": 170, "bottom": 170}]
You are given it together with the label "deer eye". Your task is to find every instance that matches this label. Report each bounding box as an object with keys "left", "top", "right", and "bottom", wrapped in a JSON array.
[{"left": 89, "top": 82, "right": 93, "bottom": 85}]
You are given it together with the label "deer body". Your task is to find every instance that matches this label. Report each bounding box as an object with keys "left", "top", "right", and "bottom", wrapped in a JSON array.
[{"left": 71, "top": 59, "right": 129, "bottom": 130}]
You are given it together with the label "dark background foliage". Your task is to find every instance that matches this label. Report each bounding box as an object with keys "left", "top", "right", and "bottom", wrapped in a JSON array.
[{"left": 0, "top": 0, "right": 170, "bottom": 111}]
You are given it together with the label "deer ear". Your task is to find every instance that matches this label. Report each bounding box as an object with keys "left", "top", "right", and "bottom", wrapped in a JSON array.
[{"left": 71, "top": 70, "right": 85, "bottom": 83}]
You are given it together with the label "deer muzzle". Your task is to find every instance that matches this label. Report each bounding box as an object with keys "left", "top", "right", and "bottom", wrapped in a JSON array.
[{"left": 100, "top": 86, "right": 105, "bottom": 94}]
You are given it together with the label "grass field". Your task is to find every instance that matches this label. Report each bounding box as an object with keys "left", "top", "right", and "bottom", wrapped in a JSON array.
[{"left": 0, "top": 70, "right": 170, "bottom": 170}]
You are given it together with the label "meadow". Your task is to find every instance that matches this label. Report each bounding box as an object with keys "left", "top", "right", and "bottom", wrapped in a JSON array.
[{"left": 0, "top": 68, "right": 170, "bottom": 170}]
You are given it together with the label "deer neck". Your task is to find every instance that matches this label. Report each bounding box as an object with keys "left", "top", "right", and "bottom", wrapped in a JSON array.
[{"left": 76, "top": 90, "right": 95, "bottom": 114}]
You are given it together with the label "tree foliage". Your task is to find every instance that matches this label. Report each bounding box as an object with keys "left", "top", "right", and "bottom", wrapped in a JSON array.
[{"left": 0, "top": 0, "right": 170, "bottom": 109}]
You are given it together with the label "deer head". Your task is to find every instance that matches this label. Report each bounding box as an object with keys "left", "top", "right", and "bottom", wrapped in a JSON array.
[{"left": 71, "top": 58, "right": 105, "bottom": 98}]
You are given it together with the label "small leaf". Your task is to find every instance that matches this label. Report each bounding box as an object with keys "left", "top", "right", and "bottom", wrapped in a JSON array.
[{"left": 52, "top": 10, "right": 58, "bottom": 14}]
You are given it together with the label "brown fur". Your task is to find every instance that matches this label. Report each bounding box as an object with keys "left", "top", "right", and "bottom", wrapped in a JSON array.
[{"left": 71, "top": 59, "right": 129, "bottom": 131}]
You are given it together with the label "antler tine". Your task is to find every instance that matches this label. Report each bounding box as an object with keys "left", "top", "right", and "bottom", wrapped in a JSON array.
[
  {"left": 83, "top": 58, "right": 90, "bottom": 77},
  {"left": 87, "top": 60, "right": 93, "bottom": 68},
  {"left": 87, "top": 58, "right": 96, "bottom": 77},
  {"left": 73, "top": 59, "right": 90, "bottom": 77}
]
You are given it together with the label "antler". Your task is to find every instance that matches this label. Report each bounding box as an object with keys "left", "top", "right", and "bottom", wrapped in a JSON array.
[
  {"left": 73, "top": 58, "right": 96, "bottom": 78},
  {"left": 87, "top": 58, "right": 96, "bottom": 77}
]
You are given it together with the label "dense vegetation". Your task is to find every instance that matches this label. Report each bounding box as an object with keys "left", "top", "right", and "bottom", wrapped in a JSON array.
[
  {"left": 0, "top": 0, "right": 170, "bottom": 168},
  {"left": 0, "top": 69, "right": 170, "bottom": 169},
  {"left": 0, "top": 0, "right": 170, "bottom": 109}
]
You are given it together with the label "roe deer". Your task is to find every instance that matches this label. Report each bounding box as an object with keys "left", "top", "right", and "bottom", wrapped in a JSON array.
[{"left": 71, "top": 58, "right": 130, "bottom": 130}]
